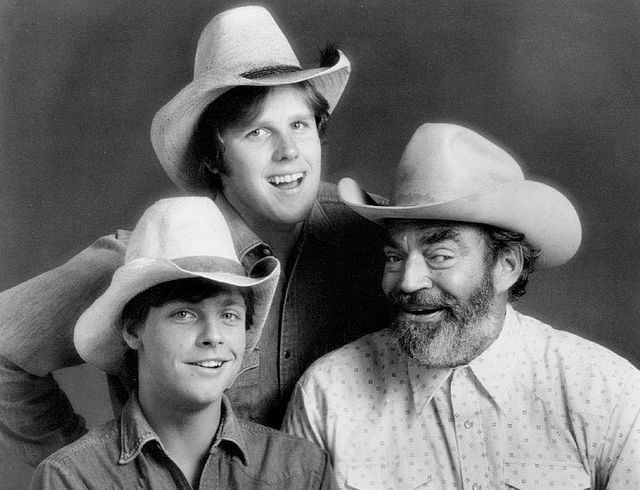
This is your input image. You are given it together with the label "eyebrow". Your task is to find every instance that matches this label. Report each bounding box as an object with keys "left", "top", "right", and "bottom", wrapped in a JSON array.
[{"left": 384, "top": 225, "right": 467, "bottom": 251}]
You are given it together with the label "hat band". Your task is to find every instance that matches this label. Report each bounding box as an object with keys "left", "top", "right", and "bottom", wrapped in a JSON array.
[
  {"left": 241, "top": 65, "right": 301, "bottom": 79},
  {"left": 172, "top": 256, "right": 246, "bottom": 276}
]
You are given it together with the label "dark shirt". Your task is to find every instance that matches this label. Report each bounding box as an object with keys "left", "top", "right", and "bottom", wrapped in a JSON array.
[
  {"left": 0, "top": 182, "right": 390, "bottom": 465},
  {"left": 31, "top": 394, "right": 338, "bottom": 489}
]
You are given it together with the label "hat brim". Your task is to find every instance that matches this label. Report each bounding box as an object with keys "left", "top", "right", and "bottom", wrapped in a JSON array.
[
  {"left": 74, "top": 255, "right": 280, "bottom": 374},
  {"left": 151, "top": 51, "right": 350, "bottom": 194},
  {"left": 338, "top": 177, "right": 581, "bottom": 269}
]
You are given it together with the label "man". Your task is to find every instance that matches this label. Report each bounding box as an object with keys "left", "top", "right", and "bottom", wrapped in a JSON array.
[
  {"left": 31, "top": 196, "right": 338, "bottom": 489},
  {"left": 0, "top": 5, "right": 388, "bottom": 467},
  {"left": 282, "top": 123, "right": 640, "bottom": 488}
]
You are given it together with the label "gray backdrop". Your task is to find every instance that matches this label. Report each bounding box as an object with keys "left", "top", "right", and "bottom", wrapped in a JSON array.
[{"left": 2, "top": 1, "right": 639, "bottom": 486}]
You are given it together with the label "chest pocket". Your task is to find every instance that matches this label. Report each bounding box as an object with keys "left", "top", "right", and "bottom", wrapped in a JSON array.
[
  {"left": 346, "top": 458, "right": 434, "bottom": 490},
  {"left": 504, "top": 459, "right": 590, "bottom": 489}
]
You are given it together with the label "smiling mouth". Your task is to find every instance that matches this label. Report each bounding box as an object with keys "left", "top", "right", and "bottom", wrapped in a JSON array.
[
  {"left": 401, "top": 306, "right": 446, "bottom": 320},
  {"left": 188, "top": 360, "right": 226, "bottom": 369},
  {"left": 267, "top": 172, "right": 305, "bottom": 189}
]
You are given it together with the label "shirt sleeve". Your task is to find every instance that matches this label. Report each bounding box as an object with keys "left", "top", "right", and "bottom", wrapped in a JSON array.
[
  {"left": 281, "top": 380, "right": 329, "bottom": 453},
  {"left": 0, "top": 232, "right": 128, "bottom": 375},
  {"left": 0, "top": 232, "right": 127, "bottom": 466},
  {"left": 0, "top": 356, "right": 87, "bottom": 467},
  {"left": 601, "top": 367, "right": 640, "bottom": 488}
]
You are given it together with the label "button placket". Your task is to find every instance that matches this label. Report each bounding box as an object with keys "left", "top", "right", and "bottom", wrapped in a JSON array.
[{"left": 450, "top": 367, "right": 490, "bottom": 490}]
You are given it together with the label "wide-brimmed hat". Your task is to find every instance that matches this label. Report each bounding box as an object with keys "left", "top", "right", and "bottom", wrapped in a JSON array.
[
  {"left": 151, "top": 5, "right": 351, "bottom": 194},
  {"left": 74, "top": 197, "right": 280, "bottom": 374},
  {"left": 338, "top": 123, "right": 581, "bottom": 268}
]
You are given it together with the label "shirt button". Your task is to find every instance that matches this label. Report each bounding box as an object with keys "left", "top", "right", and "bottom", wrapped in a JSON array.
[
  {"left": 464, "top": 419, "right": 474, "bottom": 429},
  {"left": 262, "top": 247, "right": 272, "bottom": 256},
  {"left": 472, "top": 484, "right": 481, "bottom": 490},
  {"left": 284, "top": 350, "right": 291, "bottom": 359}
]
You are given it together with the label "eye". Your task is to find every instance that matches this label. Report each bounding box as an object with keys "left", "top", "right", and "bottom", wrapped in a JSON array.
[
  {"left": 427, "top": 252, "right": 455, "bottom": 268},
  {"left": 292, "top": 121, "right": 309, "bottom": 131},
  {"left": 246, "top": 128, "right": 267, "bottom": 139},
  {"left": 171, "top": 309, "right": 196, "bottom": 322},
  {"left": 221, "top": 309, "right": 245, "bottom": 324}
]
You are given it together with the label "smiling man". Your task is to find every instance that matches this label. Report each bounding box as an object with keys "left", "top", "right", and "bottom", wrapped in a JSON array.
[
  {"left": 30, "top": 197, "right": 339, "bottom": 489},
  {"left": 0, "top": 5, "right": 389, "bottom": 467},
  {"left": 282, "top": 123, "right": 640, "bottom": 489}
]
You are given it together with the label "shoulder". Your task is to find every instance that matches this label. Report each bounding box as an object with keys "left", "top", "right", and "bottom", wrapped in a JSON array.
[
  {"left": 298, "top": 330, "right": 397, "bottom": 386},
  {"left": 515, "top": 310, "right": 640, "bottom": 408},
  {"left": 312, "top": 181, "right": 386, "bottom": 244},
  {"left": 237, "top": 421, "right": 330, "bottom": 479},
  {"left": 36, "top": 419, "right": 120, "bottom": 475}
]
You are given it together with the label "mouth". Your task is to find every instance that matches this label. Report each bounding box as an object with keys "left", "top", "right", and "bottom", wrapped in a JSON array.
[
  {"left": 400, "top": 305, "right": 446, "bottom": 321},
  {"left": 267, "top": 172, "right": 305, "bottom": 189},
  {"left": 187, "top": 359, "right": 228, "bottom": 370}
]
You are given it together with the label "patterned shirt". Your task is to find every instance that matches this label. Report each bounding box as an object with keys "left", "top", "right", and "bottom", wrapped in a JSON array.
[
  {"left": 282, "top": 305, "right": 640, "bottom": 489},
  {"left": 31, "top": 393, "right": 338, "bottom": 489}
]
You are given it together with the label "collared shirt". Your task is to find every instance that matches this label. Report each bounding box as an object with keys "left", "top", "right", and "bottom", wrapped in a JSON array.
[
  {"left": 0, "top": 181, "right": 390, "bottom": 465},
  {"left": 282, "top": 306, "right": 640, "bottom": 489},
  {"left": 31, "top": 394, "right": 338, "bottom": 489}
]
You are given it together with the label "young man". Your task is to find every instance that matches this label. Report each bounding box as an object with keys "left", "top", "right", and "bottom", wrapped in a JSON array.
[
  {"left": 282, "top": 123, "right": 640, "bottom": 488},
  {"left": 30, "top": 197, "right": 338, "bottom": 489},
  {"left": 0, "top": 5, "right": 389, "bottom": 467}
]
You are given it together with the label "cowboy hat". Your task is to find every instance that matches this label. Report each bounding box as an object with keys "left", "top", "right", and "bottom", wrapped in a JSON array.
[
  {"left": 338, "top": 122, "right": 581, "bottom": 268},
  {"left": 151, "top": 5, "right": 351, "bottom": 194},
  {"left": 74, "top": 197, "right": 280, "bottom": 374}
]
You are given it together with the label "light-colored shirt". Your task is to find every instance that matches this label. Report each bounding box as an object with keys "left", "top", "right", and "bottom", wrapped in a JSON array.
[{"left": 282, "top": 305, "right": 640, "bottom": 489}]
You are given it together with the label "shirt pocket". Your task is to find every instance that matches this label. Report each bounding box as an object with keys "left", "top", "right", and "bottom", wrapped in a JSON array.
[
  {"left": 503, "top": 459, "right": 590, "bottom": 489},
  {"left": 345, "top": 458, "right": 434, "bottom": 490}
]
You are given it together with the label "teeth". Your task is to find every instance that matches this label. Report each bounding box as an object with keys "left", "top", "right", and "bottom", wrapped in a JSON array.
[
  {"left": 268, "top": 172, "right": 305, "bottom": 185},
  {"left": 193, "top": 360, "right": 223, "bottom": 368}
]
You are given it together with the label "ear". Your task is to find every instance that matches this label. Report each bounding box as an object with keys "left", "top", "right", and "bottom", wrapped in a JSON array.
[
  {"left": 492, "top": 245, "right": 523, "bottom": 295},
  {"left": 122, "top": 322, "right": 144, "bottom": 351}
]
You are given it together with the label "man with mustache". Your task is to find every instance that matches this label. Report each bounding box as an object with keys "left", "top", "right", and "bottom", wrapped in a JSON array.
[{"left": 282, "top": 123, "right": 640, "bottom": 488}]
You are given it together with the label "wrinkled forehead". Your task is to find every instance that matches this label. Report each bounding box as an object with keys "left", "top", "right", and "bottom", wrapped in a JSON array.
[{"left": 384, "top": 219, "right": 486, "bottom": 250}]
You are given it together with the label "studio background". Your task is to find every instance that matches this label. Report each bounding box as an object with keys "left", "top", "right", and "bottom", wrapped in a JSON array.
[{"left": 2, "top": 1, "right": 639, "bottom": 486}]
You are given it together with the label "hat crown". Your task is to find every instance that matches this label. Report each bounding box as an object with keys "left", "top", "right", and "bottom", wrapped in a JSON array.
[
  {"left": 125, "top": 197, "right": 240, "bottom": 265},
  {"left": 391, "top": 123, "right": 525, "bottom": 206},
  {"left": 194, "top": 6, "right": 301, "bottom": 79}
]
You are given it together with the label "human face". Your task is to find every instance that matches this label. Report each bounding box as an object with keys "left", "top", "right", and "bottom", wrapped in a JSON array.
[
  {"left": 219, "top": 85, "right": 322, "bottom": 229},
  {"left": 127, "top": 287, "right": 246, "bottom": 412},
  {"left": 382, "top": 221, "right": 504, "bottom": 367}
]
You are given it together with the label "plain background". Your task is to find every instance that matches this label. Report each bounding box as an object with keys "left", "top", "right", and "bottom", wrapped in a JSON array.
[{"left": 1, "top": 1, "right": 639, "bottom": 486}]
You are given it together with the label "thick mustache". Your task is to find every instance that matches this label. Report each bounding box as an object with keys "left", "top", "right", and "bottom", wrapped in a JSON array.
[{"left": 388, "top": 289, "right": 457, "bottom": 310}]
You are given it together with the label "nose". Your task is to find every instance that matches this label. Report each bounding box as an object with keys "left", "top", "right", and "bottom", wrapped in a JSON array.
[
  {"left": 398, "top": 253, "right": 433, "bottom": 293},
  {"left": 197, "top": 319, "right": 224, "bottom": 348},
  {"left": 274, "top": 134, "right": 299, "bottom": 161}
]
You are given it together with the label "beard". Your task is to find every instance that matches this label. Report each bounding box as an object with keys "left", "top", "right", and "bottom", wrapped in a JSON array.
[{"left": 388, "top": 270, "right": 500, "bottom": 368}]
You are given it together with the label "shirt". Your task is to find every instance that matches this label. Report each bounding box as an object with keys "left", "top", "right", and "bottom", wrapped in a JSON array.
[
  {"left": 0, "top": 182, "right": 390, "bottom": 466},
  {"left": 282, "top": 305, "right": 640, "bottom": 489},
  {"left": 31, "top": 393, "right": 338, "bottom": 489}
]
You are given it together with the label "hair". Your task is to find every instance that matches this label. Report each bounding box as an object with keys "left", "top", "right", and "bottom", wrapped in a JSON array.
[
  {"left": 191, "top": 79, "right": 331, "bottom": 192},
  {"left": 119, "top": 277, "right": 255, "bottom": 388},
  {"left": 475, "top": 223, "right": 541, "bottom": 301}
]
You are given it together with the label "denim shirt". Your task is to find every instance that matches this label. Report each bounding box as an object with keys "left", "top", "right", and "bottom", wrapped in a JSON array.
[
  {"left": 0, "top": 182, "right": 390, "bottom": 466},
  {"left": 30, "top": 394, "right": 338, "bottom": 489}
]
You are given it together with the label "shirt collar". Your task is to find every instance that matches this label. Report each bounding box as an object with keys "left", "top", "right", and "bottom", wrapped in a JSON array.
[
  {"left": 118, "top": 393, "right": 248, "bottom": 466},
  {"left": 214, "top": 193, "right": 264, "bottom": 259},
  {"left": 406, "top": 305, "right": 524, "bottom": 415}
]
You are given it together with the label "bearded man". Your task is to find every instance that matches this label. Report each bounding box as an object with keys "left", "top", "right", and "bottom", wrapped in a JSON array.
[{"left": 282, "top": 123, "right": 640, "bottom": 489}]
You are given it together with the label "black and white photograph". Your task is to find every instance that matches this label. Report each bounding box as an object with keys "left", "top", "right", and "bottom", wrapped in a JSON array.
[{"left": 1, "top": 1, "right": 639, "bottom": 488}]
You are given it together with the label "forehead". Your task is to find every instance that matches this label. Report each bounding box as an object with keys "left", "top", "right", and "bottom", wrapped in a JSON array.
[{"left": 385, "top": 219, "right": 486, "bottom": 251}]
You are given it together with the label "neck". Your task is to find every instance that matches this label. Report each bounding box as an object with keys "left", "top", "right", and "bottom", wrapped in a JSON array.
[{"left": 137, "top": 392, "right": 222, "bottom": 488}]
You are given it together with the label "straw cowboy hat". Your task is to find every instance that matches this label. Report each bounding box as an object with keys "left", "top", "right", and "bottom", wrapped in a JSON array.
[
  {"left": 338, "top": 122, "right": 582, "bottom": 268},
  {"left": 151, "top": 5, "right": 351, "bottom": 194},
  {"left": 74, "top": 197, "right": 280, "bottom": 374}
]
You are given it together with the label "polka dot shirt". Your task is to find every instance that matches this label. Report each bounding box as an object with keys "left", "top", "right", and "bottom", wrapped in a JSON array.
[{"left": 282, "top": 306, "right": 640, "bottom": 489}]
